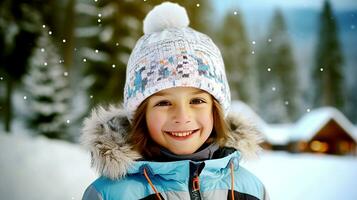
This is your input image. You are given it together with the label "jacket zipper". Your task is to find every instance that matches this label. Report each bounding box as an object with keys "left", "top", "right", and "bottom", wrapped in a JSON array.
[
  {"left": 189, "top": 162, "right": 205, "bottom": 200},
  {"left": 191, "top": 175, "right": 201, "bottom": 200}
]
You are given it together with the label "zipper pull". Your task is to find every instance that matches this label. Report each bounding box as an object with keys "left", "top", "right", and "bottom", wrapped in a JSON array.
[{"left": 192, "top": 176, "right": 200, "bottom": 191}]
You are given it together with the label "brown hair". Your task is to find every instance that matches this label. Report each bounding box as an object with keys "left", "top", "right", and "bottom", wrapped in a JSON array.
[{"left": 128, "top": 96, "right": 231, "bottom": 159}]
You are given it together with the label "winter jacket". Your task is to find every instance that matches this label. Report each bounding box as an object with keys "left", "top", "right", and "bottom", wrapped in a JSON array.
[{"left": 81, "top": 105, "right": 269, "bottom": 200}]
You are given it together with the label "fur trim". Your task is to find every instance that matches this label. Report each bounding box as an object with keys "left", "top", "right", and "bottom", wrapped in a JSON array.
[
  {"left": 81, "top": 105, "right": 263, "bottom": 180},
  {"left": 80, "top": 105, "right": 141, "bottom": 180}
]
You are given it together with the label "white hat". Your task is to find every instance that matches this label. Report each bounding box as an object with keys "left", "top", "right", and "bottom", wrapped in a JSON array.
[{"left": 124, "top": 2, "right": 231, "bottom": 121}]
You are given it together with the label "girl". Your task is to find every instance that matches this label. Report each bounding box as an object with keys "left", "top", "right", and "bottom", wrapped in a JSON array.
[{"left": 81, "top": 2, "right": 269, "bottom": 200}]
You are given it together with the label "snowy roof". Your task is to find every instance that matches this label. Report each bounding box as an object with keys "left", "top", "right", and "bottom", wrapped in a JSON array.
[
  {"left": 261, "top": 124, "right": 293, "bottom": 145},
  {"left": 230, "top": 101, "right": 267, "bottom": 128},
  {"left": 230, "top": 101, "right": 292, "bottom": 145},
  {"left": 291, "top": 107, "right": 357, "bottom": 142}
]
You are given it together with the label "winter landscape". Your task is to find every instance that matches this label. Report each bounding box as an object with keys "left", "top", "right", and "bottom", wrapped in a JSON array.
[{"left": 1, "top": 0, "right": 357, "bottom": 199}]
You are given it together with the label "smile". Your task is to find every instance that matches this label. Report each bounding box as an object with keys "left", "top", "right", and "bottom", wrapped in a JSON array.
[{"left": 164, "top": 129, "right": 199, "bottom": 137}]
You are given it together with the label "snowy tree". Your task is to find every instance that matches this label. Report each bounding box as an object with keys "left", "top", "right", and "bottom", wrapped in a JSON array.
[
  {"left": 74, "top": 0, "right": 146, "bottom": 106},
  {"left": 23, "top": 32, "right": 71, "bottom": 139},
  {"left": 256, "top": 9, "right": 301, "bottom": 123},
  {"left": 0, "top": 1, "right": 42, "bottom": 132},
  {"left": 312, "top": 1, "right": 345, "bottom": 110},
  {"left": 216, "top": 10, "right": 258, "bottom": 107}
]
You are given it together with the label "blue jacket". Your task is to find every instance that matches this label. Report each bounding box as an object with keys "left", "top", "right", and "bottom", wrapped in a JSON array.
[{"left": 81, "top": 105, "right": 269, "bottom": 200}]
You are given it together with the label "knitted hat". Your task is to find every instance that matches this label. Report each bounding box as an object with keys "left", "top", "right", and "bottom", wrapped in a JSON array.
[{"left": 123, "top": 2, "right": 231, "bottom": 121}]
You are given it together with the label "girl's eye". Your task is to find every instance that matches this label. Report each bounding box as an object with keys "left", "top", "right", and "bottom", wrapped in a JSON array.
[
  {"left": 155, "top": 100, "right": 171, "bottom": 107},
  {"left": 190, "top": 98, "right": 206, "bottom": 104}
]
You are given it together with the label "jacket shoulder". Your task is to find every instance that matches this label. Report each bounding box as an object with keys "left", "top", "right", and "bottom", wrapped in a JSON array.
[
  {"left": 235, "top": 166, "right": 266, "bottom": 200},
  {"left": 86, "top": 175, "right": 153, "bottom": 200},
  {"left": 82, "top": 185, "right": 103, "bottom": 200}
]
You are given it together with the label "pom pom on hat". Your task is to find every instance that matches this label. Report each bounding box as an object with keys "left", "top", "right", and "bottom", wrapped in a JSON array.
[{"left": 143, "top": 2, "right": 190, "bottom": 34}]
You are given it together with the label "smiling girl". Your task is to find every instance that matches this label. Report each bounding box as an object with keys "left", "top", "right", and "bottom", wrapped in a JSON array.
[{"left": 81, "top": 2, "right": 268, "bottom": 200}]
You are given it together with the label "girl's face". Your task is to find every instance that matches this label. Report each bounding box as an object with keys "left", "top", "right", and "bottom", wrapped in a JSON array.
[{"left": 146, "top": 87, "right": 214, "bottom": 155}]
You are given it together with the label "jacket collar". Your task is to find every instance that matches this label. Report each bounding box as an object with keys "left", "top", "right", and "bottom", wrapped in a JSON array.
[{"left": 81, "top": 105, "right": 263, "bottom": 180}]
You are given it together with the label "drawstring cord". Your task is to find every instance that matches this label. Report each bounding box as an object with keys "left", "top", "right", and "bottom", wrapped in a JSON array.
[
  {"left": 143, "top": 168, "right": 162, "bottom": 200},
  {"left": 230, "top": 161, "right": 235, "bottom": 200}
]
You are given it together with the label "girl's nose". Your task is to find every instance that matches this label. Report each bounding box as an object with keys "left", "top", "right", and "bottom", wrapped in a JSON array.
[{"left": 173, "top": 104, "right": 191, "bottom": 124}]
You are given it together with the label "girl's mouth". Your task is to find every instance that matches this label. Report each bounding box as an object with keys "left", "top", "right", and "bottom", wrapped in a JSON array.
[{"left": 164, "top": 129, "right": 199, "bottom": 138}]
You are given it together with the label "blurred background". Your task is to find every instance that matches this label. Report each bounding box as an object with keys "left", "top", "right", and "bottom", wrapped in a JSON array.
[{"left": 0, "top": 0, "right": 357, "bottom": 199}]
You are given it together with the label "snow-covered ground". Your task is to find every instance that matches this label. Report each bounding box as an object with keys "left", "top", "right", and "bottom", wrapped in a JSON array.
[
  {"left": 1, "top": 133, "right": 357, "bottom": 200},
  {"left": 0, "top": 133, "right": 96, "bottom": 200},
  {"left": 241, "top": 152, "right": 357, "bottom": 200}
]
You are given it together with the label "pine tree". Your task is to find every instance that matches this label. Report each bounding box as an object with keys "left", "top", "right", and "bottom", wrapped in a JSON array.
[
  {"left": 74, "top": 0, "right": 148, "bottom": 106},
  {"left": 24, "top": 32, "right": 71, "bottom": 139},
  {"left": 312, "top": 1, "right": 345, "bottom": 109},
  {"left": 0, "top": 0, "right": 42, "bottom": 132},
  {"left": 216, "top": 10, "right": 257, "bottom": 106},
  {"left": 256, "top": 9, "right": 301, "bottom": 123}
]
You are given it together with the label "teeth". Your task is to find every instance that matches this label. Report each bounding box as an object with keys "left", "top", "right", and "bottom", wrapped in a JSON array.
[{"left": 167, "top": 130, "right": 194, "bottom": 137}]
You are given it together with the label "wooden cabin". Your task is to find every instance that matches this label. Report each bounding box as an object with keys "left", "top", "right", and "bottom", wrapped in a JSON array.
[{"left": 289, "top": 107, "right": 357, "bottom": 156}]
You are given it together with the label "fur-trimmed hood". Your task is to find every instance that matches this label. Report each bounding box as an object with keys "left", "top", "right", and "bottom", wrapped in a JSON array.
[{"left": 81, "top": 105, "right": 263, "bottom": 180}]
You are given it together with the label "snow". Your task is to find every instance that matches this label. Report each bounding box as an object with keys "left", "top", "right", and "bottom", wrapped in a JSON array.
[
  {"left": 261, "top": 124, "right": 293, "bottom": 145},
  {"left": 1, "top": 133, "right": 357, "bottom": 200},
  {"left": 0, "top": 133, "right": 96, "bottom": 200},
  {"left": 241, "top": 151, "right": 357, "bottom": 200}
]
